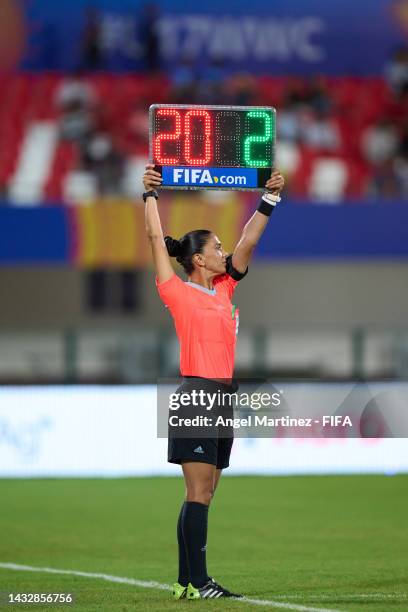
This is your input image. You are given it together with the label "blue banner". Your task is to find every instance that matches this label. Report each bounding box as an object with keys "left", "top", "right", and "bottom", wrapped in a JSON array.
[
  {"left": 0, "top": 202, "right": 407, "bottom": 264},
  {"left": 0, "top": 208, "right": 69, "bottom": 264},
  {"left": 7, "top": 0, "right": 406, "bottom": 75},
  {"left": 256, "top": 202, "right": 408, "bottom": 259}
]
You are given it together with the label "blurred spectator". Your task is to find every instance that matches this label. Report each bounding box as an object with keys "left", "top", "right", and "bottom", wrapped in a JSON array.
[
  {"left": 79, "top": 7, "right": 105, "bottom": 71},
  {"left": 55, "top": 72, "right": 97, "bottom": 141},
  {"left": 225, "top": 73, "right": 257, "bottom": 106},
  {"left": 139, "top": 4, "right": 160, "bottom": 73},
  {"left": 125, "top": 103, "right": 149, "bottom": 154},
  {"left": 278, "top": 109, "right": 301, "bottom": 143},
  {"left": 170, "top": 55, "right": 198, "bottom": 103},
  {"left": 386, "top": 86, "right": 408, "bottom": 128},
  {"left": 278, "top": 76, "right": 331, "bottom": 144},
  {"left": 300, "top": 109, "right": 341, "bottom": 152},
  {"left": 283, "top": 77, "right": 309, "bottom": 109},
  {"left": 394, "top": 157, "right": 408, "bottom": 198},
  {"left": 56, "top": 71, "right": 96, "bottom": 110},
  {"left": 397, "top": 121, "right": 408, "bottom": 159},
  {"left": 366, "top": 160, "right": 399, "bottom": 199},
  {"left": 303, "top": 75, "right": 332, "bottom": 115},
  {"left": 394, "top": 120, "right": 408, "bottom": 197},
  {"left": 361, "top": 118, "right": 399, "bottom": 165},
  {"left": 197, "top": 56, "right": 228, "bottom": 103},
  {"left": 385, "top": 47, "right": 408, "bottom": 98},
  {"left": 58, "top": 105, "right": 95, "bottom": 142},
  {"left": 81, "top": 134, "right": 125, "bottom": 195},
  {"left": 362, "top": 118, "right": 400, "bottom": 198}
]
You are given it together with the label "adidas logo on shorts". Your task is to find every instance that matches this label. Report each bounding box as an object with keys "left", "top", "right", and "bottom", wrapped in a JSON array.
[{"left": 193, "top": 446, "right": 204, "bottom": 454}]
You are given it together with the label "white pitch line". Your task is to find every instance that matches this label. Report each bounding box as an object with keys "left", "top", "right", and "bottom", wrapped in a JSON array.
[
  {"left": 272, "top": 594, "right": 407, "bottom": 601},
  {"left": 0, "top": 562, "right": 341, "bottom": 612}
]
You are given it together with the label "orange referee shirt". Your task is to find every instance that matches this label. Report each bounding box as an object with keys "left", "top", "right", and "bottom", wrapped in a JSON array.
[{"left": 156, "top": 261, "right": 246, "bottom": 379}]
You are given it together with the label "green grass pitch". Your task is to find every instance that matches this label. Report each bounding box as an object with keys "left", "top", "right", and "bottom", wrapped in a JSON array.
[{"left": 0, "top": 475, "right": 407, "bottom": 611}]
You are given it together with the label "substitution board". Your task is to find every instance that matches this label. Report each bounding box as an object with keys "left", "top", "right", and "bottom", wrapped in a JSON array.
[{"left": 149, "top": 104, "right": 276, "bottom": 191}]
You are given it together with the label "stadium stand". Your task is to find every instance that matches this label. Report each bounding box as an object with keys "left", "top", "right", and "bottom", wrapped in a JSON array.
[{"left": 0, "top": 73, "right": 407, "bottom": 203}]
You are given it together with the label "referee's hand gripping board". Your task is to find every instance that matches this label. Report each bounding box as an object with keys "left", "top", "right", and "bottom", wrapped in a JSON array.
[{"left": 143, "top": 164, "right": 163, "bottom": 191}]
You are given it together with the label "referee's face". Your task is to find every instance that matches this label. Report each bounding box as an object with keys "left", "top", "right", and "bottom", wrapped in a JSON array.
[{"left": 202, "top": 234, "right": 227, "bottom": 274}]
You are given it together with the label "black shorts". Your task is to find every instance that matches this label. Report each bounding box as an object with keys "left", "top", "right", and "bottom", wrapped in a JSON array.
[
  {"left": 168, "top": 435, "right": 234, "bottom": 470},
  {"left": 167, "top": 376, "right": 235, "bottom": 470}
]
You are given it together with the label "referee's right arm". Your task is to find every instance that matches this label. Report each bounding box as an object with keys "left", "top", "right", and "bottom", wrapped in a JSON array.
[{"left": 143, "top": 164, "right": 174, "bottom": 284}]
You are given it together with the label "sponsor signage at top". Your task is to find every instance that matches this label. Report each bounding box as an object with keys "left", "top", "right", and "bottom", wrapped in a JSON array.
[{"left": 149, "top": 104, "right": 276, "bottom": 191}]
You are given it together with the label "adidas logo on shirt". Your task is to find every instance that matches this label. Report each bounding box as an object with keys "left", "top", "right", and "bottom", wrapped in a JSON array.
[{"left": 193, "top": 446, "right": 204, "bottom": 454}]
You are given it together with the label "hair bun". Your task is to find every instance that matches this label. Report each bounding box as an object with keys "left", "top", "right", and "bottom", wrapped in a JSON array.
[{"left": 164, "top": 235, "right": 182, "bottom": 257}]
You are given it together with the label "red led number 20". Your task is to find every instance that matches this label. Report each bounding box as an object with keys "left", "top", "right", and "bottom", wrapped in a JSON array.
[{"left": 154, "top": 109, "right": 212, "bottom": 166}]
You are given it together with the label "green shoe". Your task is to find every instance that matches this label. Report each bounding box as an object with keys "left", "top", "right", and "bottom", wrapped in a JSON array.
[
  {"left": 187, "top": 578, "right": 243, "bottom": 599},
  {"left": 172, "top": 582, "right": 187, "bottom": 600},
  {"left": 186, "top": 582, "right": 200, "bottom": 600}
]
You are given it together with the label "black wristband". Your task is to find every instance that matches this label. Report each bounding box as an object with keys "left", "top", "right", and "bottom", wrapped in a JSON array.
[
  {"left": 225, "top": 254, "right": 248, "bottom": 281},
  {"left": 257, "top": 199, "right": 275, "bottom": 217},
  {"left": 143, "top": 190, "right": 159, "bottom": 202}
]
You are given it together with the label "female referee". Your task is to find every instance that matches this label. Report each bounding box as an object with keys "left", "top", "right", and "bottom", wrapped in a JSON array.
[{"left": 143, "top": 164, "right": 284, "bottom": 600}]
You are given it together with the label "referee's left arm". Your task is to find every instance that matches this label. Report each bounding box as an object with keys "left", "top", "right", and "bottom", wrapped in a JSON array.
[{"left": 231, "top": 169, "right": 284, "bottom": 273}]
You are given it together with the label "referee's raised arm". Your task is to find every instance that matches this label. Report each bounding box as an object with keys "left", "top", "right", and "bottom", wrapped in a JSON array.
[
  {"left": 143, "top": 164, "right": 173, "bottom": 284},
  {"left": 230, "top": 169, "right": 285, "bottom": 274}
]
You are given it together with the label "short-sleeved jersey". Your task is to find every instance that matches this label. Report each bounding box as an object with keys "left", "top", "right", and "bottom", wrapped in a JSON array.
[{"left": 156, "top": 258, "right": 246, "bottom": 379}]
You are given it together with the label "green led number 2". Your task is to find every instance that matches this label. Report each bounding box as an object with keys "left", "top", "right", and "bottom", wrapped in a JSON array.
[{"left": 243, "top": 110, "right": 272, "bottom": 167}]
